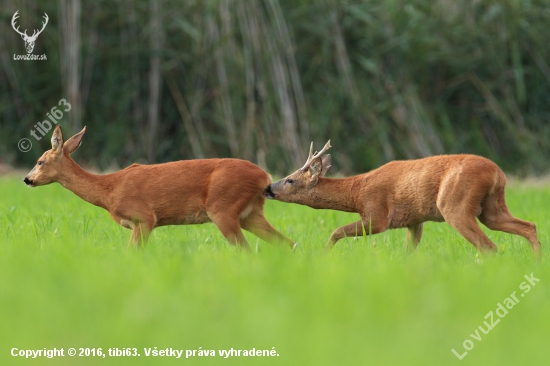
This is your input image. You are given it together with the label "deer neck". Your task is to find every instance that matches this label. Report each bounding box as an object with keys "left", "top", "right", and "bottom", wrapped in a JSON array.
[
  {"left": 56, "top": 158, "right": 113, "bottom": 210},
  {"left": 305, "top": 177, "right": 358, "bottom": 212}
]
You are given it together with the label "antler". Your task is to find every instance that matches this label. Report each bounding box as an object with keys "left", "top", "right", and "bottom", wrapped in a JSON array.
[
  {"left": 11, "top": 11, "right": 28, "bottom": 37},
  {"left": 11, "top": 11, "right": 48, "bottom": 40},
  {"left": 300, "top": 140, "right": 332, "bottom": 171},
  {"left": 30, "top": 13, "right": 48, "bottom": 39}
]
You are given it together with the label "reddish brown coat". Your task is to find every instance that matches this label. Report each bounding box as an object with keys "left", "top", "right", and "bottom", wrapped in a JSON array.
[
  {"left": 24, "top": 126, "right": 294, "bottom": 249},
  {"left": 266, "top": 142, "right": 540, "bottom": 255}
]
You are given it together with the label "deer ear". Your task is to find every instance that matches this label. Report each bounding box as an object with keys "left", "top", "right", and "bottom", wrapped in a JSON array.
[
  {"left": 308, "top": 157, "right": 323, "bottom": 183},
  {"left": 63, "top": 126, "right": 87, "bottom": 155},
  {"left": 320, "top": 154, "right": 332, "bottom": 177},
  {"left": 51, "top": 125, "right": 63, "bottom": 153}
]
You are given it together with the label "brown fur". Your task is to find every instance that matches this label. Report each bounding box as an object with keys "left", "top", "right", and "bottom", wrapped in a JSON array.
[
  {"left": 266, "top": 144, "right": 541, "bottom": 256},
  {"left": 24, "top": 126, "right": 294, "bottom": 249}
]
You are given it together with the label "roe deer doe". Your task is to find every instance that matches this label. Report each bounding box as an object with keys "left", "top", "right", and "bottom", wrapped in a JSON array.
[
  {"left": 265, "top": 141, "right": 540, "bottom": 256},
  {"left": 24, "top": 125, "right": 294, "bottom": 249}
]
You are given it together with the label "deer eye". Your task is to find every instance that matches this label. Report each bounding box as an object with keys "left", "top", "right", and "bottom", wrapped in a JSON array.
[
  {"left": 37, "top": 161, "right": 43, "bottom": 166},
  {"left": 285, "top": 179, "right": 295, "bottom": 184}
]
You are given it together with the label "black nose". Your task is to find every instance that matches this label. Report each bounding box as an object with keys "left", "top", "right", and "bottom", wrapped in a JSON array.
[
  {"left": 264, "top": 184, "right": 275, "bottom": 198},
  {"left": 23, "top": 177, "right": 33, "bottom": 186}
]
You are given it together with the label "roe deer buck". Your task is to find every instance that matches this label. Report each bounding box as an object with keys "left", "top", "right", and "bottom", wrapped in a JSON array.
[
  {"left": 265, "top": 141, "right": 541, "bottom": 256},
  {"left": 24, "top": 125, "right": 294, "bottom": 249}
]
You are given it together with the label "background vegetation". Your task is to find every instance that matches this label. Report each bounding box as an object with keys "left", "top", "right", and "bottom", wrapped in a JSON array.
[
  {"left": 2, "top": 0, "right": 550, "bottom": 175},
  {"left": 1, "top": 177, "right": 549, "bottom": 366}
]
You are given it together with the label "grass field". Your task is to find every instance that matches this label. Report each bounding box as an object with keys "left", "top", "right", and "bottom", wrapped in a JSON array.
[{"left": 0, "top": 176, "right": 549, "bottom": 366}]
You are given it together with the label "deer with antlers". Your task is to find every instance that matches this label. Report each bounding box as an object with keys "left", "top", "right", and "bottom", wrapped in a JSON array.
[
  {"left": 11, "top": 10, "right": 49, "bottom": 54},
  {"left": 265, "top": 141, "right": 541, "bottom": 256},
  {"left": 24, "top": 126, "right": 294, "bottom": 250}
]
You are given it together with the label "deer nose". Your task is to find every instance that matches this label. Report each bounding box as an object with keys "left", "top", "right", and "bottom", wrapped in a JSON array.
[
  {"left": 23, "top": 177, "right": 33, "bottom": 186},
  {"left": 264, "top": 184, "right": 275, "bottom": 199}
]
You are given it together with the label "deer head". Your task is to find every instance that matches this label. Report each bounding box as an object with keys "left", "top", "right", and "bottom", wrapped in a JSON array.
[
  {"left": 24, "top": 126, "right": 86, "bottom": 187},
  {"left": 11, "top": 11, "right": 48, "bottom": 54},
  {"left": 265, "top": 140, "right": 332, "bottom": 202}
]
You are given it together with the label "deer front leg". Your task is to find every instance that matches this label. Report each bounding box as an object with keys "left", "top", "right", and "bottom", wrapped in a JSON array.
[
  {"left": 129, "top": 222, "right": 153, "bottom": 247},
  {"left": 114, "top": 204, "right": 156, "bottom": 248},
  {"left": 325, "top": 218, "right": 387, "bottom": 251},
  {"left": 120, "top": 219, "right": 153, "bottom": 247},
  {"left": 406, "top": 223, "right": 424, "bottom": 252}
]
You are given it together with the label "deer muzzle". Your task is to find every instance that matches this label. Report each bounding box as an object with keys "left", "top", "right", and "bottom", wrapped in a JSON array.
[
  {"left": 23, "top": 177, "right": 35, "bottom": 187},
  {"left": 264, "top": 184, "right": 275, "bottom": 199}
]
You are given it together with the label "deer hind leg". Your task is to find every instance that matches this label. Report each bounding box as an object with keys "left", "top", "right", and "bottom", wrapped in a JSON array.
[
  {"left": 437, "top": 178, "right": 497, "bottom": 254},
  {"left": 438, "top": 199, "right": 497, "bottom": 254},
  {"left": 444, "top": 214, "right": 497, "bottom": 253},
  {"left": 478, "top": 190, "right": 541, "bottom": 256},
  {"left": 240, "top": 211, "right": 295, "bottom": 249},
  {"left": 208, "top": 211, "right": 250, "bottom": 250},
  {"left": 239, "top": 196, "right": 294, "bottom": 249},
  {"left": 406, "top": 223, "right": 424, "bottom": 252}
]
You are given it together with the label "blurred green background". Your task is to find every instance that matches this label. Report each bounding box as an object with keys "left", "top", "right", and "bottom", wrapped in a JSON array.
[{"left": 2, "top": 0, "right": 550, "bottom": 175}]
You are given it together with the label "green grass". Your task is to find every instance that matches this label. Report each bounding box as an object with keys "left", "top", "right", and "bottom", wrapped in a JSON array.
[{"left": 0, "top": 176, "right": 549, "bottom": 366}]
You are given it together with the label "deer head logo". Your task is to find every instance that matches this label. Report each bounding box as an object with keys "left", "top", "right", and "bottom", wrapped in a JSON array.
[{"left": 11, "top": 10, "right": 49, "bottom": 54}]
